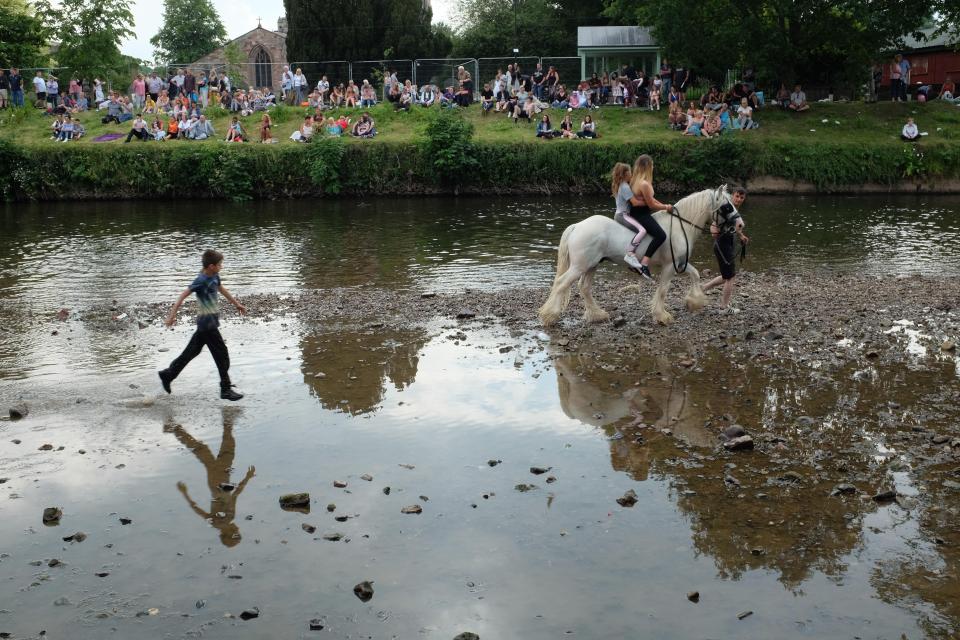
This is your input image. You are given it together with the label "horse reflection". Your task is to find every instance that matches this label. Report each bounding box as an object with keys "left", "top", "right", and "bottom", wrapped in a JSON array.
[{"left": 166, "top": 407, "right": 255, "bottom": 547}]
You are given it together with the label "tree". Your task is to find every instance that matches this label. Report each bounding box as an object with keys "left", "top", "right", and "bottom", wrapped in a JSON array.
[
  {"left": 283, "top": 0, "right": 438, "bottom": 63},
  {"left": 604, "top": 0, "right": 933, "bottom": 88},
  {"left": 451, "top": 0, "right": 576, "bottom": 57},
  {"left": 36, "top": 0, "right": 135, "bottom": 81},
  {"left": 150, "top": 0, "right": 227, "bottom": 64},
  {"left": 0, "top": 4, "right": 46, "bottom": 68}
]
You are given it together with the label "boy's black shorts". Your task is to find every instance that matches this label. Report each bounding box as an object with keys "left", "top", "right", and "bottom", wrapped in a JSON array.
[{"left": 714, "top": 234, "right": 736, "bottom": 280}]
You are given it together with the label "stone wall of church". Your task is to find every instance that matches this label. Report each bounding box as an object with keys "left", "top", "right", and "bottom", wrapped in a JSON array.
[{"left": 190, "top": 27, "right": 287, "bottom": 92}]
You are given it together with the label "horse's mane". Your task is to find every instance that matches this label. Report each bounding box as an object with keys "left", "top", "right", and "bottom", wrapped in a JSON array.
[{"left": 667, "top": 186, "right": 726, "bottom": 228}]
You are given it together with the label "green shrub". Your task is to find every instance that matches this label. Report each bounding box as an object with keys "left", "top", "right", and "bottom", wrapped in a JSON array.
[{"left": 419, "top": 109, "right": 478, "bottom": 187}]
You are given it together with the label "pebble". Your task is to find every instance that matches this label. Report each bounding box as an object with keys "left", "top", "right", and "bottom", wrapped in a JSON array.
[
  {"left": 119, "top": 517, "right": 132, "bottom": 525},
  {"left": 401, "top": 505, "right": 422, "bottom": 514},
  {"left": 333, "top": 480, "right": 348, "bottom": 488},
  {"left": 514, "top": 484, "right": 537, "bottom": 492},
  {"left": 279, "top": 493, "right": 310, "bottom": 508},
  {"left": 616, "top": 489, "right": 638, "bottom": 507},
  {"left": 360, "top": 474, "right": 373, "bottom": 482},
  {"left": 831, "top": 484, "right": 857, "bottom": 496},
  {"left": 453, "top": 634, "right": 480, "bottom": 640},
  {"left": 42, "top": 507, "right": 63, "bottom": 525},
  {"left": 8, "top": 403, "right": 28, "bottom": 420},
  {"left": 326, "top": 503, "right": 336, "bottom": 512},
  {"left": 872, "top": 490, "right": 897, "bottom": 503},
  {"left": 723, "top": 436, "right": 754, "bottom": 451},
  {"left": 322, "top": 532, "right": 344, "bottom": 541},
  {"left": 737, "top": 610, "right": 753, "bottom": 620},
  {"left": 456, "top": 310, "right": 476, "bottom": 319},
  {"left": 53, "top": 597, "right": 72, "bottom": 606},
  {"left": 687, "top": 591, "right": 700, "bottom": 603},
  {"left": 530, "top": 466, "right": 551, "bottom": 475},
  {"left": 302, "top": 523, "right": 316, "bottom": 534},
  {"left": 239, "top": 607, "right": 260, "bottom": 621},
  {"left": 353, "top": 581, "right": 374, "bottom": 602},
  {"left": 309, "top": 618, "right": 325, "bottom": 631},
  {"left": 487, "top": 460, "right": 501, "bottom": 467},
  {"left": 62, "top": 532, "right": 86, "bottom": 543}
]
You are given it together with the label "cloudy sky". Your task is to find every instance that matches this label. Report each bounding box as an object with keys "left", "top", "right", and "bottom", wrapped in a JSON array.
[{"left": 121, "top": 0, "right": 457, "bottom": 61}]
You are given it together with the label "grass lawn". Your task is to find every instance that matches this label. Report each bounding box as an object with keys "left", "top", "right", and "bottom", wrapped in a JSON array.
[{"left": 1, "top": 99, "right": 959, "bottom": 149}]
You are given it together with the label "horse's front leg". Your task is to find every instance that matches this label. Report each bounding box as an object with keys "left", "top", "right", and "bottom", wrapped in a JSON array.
[
  {"left": 651, "top": 268, "right": 674, "bottom": 325},
  {"left": 682, "top": 264, "right": 707, "bottom": 312},
  {"left": 579, "top": 267, "right": 609, "bottom": 323}
]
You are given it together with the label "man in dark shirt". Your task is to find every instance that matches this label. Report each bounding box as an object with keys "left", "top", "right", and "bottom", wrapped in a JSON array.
[
  {"left": 532, "top": 63, "right": 545, "bottom": 100},
  {"left": 0, "top": 70, "right": 9, "bottom": 109},
  {"left": 9, "top": 68, "right": 23, "bottom": 107}
]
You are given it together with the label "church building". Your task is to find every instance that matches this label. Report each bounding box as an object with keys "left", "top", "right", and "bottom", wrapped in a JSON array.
[{"left": 190, "top": 18, "right": 288, "bottom": 91}]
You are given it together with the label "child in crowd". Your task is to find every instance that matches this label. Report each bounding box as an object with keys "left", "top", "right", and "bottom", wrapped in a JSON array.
[
  {"left": 159, "top": 249, "right": 245, "bottom": 401},
  {"left": 559, "top": 112, "right": 576, "bottom": 139},
  {"left": 536, "top": 114, "right": 555, "bottom": 138},
  {"left": 684, "top": 108, "right": 704, "bottom": 136},
  {"left": 260, "top": 113, "right": 273, "bottom": 143},
  {"left": 668, "top": 100, "right": 685, "bottom": 130},
  {"left": 577, "top": 114, "right": 597, "bottom": 138},
  {"left": 901, "top": 117, "right": 920, "bottom": 141},
  {"left": 351, "top": 112, "right": 376, "bottom": 138},
  {"left": 736, "top": 97, "right": 754, "bottom": 130},
  {"left": 650, "top": 82, "right": 661, "bottom": 111},
  {"left": 151, "top": 117, "right": 165, "bottom": 141},
  {"left": 225, "top": 116, "right": 245, "bottom": 142},
  {"left": 58, "top": 115, "right": 75, "bottom": 141},
  {"left": 50, "top": 114, "right": 63, "bottom": 139},
  {"left": 326, "top": 116, "right": 343, "bottom": 136}
]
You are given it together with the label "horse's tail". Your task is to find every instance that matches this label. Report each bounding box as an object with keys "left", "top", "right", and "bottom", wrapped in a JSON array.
[{"left": 539, "top": 224, "right": 577, "bottom": 327}]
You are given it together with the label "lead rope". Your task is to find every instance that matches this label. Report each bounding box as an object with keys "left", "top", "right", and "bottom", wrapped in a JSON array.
[{"left": 668, "top": 203, "right": 692, "bottom": 274}]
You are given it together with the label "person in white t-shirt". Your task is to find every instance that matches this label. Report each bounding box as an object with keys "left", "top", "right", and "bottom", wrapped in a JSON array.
[
  {"left": 736, "top": 98, "right": 754, "bottom": 130},
  {"left": 32, "top": 71, "right": 46, "bottom": 104},
  {"left": 901, "top": 117, "right": 919, "bottom": 141}
]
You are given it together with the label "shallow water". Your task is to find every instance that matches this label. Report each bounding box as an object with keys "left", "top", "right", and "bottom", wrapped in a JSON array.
[{"left": 1, "top": 195, "right": 959, "bottom": 639}]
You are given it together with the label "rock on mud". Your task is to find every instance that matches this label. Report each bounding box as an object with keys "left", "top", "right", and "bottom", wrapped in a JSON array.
[
  {"left": 62, "top": 532, "right": 86, "bottom": 543},
  {"left": 530, "top": 466, "right": 551, "bottom": 475},
  {"left": 453, "top": 634, "right": 480, "bottom": 640},
  {"left": 42, "top": 507, "right": 62, "bottom": 525},
  {"left": 8, "top": 403, "right": 28, "bottom": 420},
  {"left": 279, "top": 493, "right": 310, "bottom": 508},
  {"left": 872, "top": 489, "right": 897, "bottom": 503},
  {"left": 514, "top": 484, "right": 538, "bottom": 492},
  {"left": 831, "top": 484, "right": 857, "bottom": 497},
  {"left": 617, "top": 489, "right": 639, "bottom": 507},
  {"left": 309, "top": 618, "right": 325, "bottom": 630},
  {"left": 333, "top": 480, "right": 348, "bottom": 488},
  {"left": 723, "top": 436, "right": 754, "bottom": 451},
  {"left": 401, "top": 505, "right": 423, "bottom": 514},
  {"left": 353, "top": 581, "right": 374, "bottom": 602},
  {"left": 239, "top": 607, "right": 260, "bottom": 620},
  {"left": 687, "top": 591, "right": 700, "bottom": 602},
  {"left": 302, "top": 523, "right": 317, "bottom": 534}
]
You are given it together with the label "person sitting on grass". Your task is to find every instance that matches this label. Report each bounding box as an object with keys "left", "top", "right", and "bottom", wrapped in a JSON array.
[
  {"left": 559, "top": 112, "right": 577, "bottom": 139},
  {"left": 326, "top": 116, "right": 343, "bottom": 137},
  {"left": 125, "top": 113, "right": 150, "bottom": 142},
  {"left": 290, "top": 115, "right": 314, "bottom": 142},
  {"left": 552, "top": 85, "right": 569, "bottom": 110},
  {"left": 58, "top": 115, "right": 75, "bottom": 142},
  {"left": 144, "top": 94, "right": 157, "bottom": 114},
  {"left": 360, "top": 79, "right": 377, "bottom": 107},
  {"left": 345, "top": 83, "right": 358, "bottom": 108},
  {"left": 577, "top": 114, "right": 597, "bottom": 138},
  {"left": 937, "top": 76, "right": 956, "bottom": 103},
  {"left": 684, "top": 108, "right": 704, "bottom": 136},
  {"left": 352, "top": 112, "right": 376, "bottom": 138},
  {"left": 329, "top": 84, "right": 344, "bottom": 108},
  {"left": 901, "top": 117, "right": 920, "bottom": 141},
  {"left": 701, "top": 110, "right": 721, "bottom": 138},
  {"left": 536, "top": 114, "right": 555, "bottom": 138},
  {"left": 775, "top": 83, "right": 790, "bottom": 109},
  {"left": 522, "top": 95, "right": 539, "bottom": 121},
  {"left": 50, "top": 114, "right": 64, "bottom": 139},
  {"left": 788, "top": 84, "right": 810, "bottom": 112},
  {"left": 151, "top": 117, "right": 166, "bottom": 141},
  {"left": 668, "top": 100, "right": 685, "bottom": 130},
  {"left": 101, "top": 94, "right": 123, "bottom": 124},
  {"left": 736, "top": 97, "right": 754, "bottom": 130},
  {"left": 718, "top": 103, "right": 733, "bottom": 131},
  {"left": 225, "top": 116, "right": 245, "bottom": 142},
  {"left": 165, "top": 116, "right": 179, "bottom": 139},
  {"left": 259, "top": 113, "right": 273, "bottom": 143},
  {"left": 420, "top": 83, "right": 437, "bottom": 107},
  {"left": 72, "top": 119, "right": 85, "bottom": 140},
  {"left": 480, "top": 83, "right": 494, "bottom": 113},
  {"left": 190, "top": 115, "right": 215, "bottom": 140},
  {"left": 396, "top": 87, "right": 413, "bottom": 112}
]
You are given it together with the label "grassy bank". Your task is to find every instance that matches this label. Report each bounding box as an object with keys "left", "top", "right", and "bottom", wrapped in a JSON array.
[{"left": 2, "top": 101, "right": 960, "bottom": 200}]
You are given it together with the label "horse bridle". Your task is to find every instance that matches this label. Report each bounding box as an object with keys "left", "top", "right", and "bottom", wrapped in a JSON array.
[{"left": 667, "top": 189, "right": 733, "bottom": 273}]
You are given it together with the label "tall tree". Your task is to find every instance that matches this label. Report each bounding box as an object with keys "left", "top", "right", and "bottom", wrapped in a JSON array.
[
  {"left": 451, "top": 0, "right": 575, "bottom": 57},
  {"left": 604, "top": 0, "right": 933, "bottom": 88},
  {"left": 283, "top": 0, "right": 438, "bottom": 62},
  {"left": 0, "top": 4, "right": 46, "bottom": 68},
  {"left": 150, "top": 0, "right": 227, "bottom": 64},
  {"left": 36, "top": 0, "right": 135, "bottom": 80}
]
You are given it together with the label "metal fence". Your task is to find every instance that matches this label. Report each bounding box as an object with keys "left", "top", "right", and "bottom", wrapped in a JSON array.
[
  {"left": 415, "top": 58, "right": 477, "bottom": 92},
  {"left": 477, "top": 57, "right": 540, "bottom": 88},
  {"left": 541, "top": 57, "right": 583, "bottom": 89}
]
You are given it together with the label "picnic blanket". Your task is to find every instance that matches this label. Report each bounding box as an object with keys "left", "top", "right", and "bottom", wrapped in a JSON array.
[{"left": 92, "top": 133, "right": 124, "bottom": 142}]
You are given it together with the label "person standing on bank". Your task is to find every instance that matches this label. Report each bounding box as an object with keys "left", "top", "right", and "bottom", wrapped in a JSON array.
[
  {"left": 159, "top": 249, "right": 245, "bottom": 401},
  {"left": 702, "top": 186, "right": 749, "bottom": 309}
]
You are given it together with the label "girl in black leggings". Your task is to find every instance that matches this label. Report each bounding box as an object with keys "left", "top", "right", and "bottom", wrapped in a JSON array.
[{"left": 622, "top": 154, "right": 673, "bottom": 281}]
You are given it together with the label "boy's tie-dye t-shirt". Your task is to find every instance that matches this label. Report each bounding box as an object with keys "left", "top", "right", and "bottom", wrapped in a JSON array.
[{"left": 189, "top": 272, "right": 220, "bottom": 330}]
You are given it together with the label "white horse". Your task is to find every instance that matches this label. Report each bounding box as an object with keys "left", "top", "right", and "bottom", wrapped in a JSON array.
[{"left": 538, "top": 186, "right": 738, "bottom": 326}]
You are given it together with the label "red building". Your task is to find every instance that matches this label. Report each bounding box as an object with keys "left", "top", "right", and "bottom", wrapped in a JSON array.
[{"left": 882, "top": 29, "right": 960, "bottom": 90}]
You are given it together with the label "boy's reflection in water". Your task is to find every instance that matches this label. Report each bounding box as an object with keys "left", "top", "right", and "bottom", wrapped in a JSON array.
[{"left": 166, "top": 407, "right": 255, "bottom": 547}]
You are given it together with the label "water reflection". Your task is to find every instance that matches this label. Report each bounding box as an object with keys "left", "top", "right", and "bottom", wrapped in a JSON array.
[
  {"left": 552, "top": 351, "right": 867, "bottom": 588},
  {"left": 300, "top": 328, "right": 428, "bottom": 415},
  {"left": 166, "top": 407, "right": 255, "bottom": 547}
]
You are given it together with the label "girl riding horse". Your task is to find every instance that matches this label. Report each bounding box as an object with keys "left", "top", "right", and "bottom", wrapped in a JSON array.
[{"left": 621, "top": 155, "right": 672, "bottom": 280}]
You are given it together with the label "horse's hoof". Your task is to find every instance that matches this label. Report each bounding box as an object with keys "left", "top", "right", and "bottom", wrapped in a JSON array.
[{"left": 655, "top": 314, "right": 674, "bottom": 325}]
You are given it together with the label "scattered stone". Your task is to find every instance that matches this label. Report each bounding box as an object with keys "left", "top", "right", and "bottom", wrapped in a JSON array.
[
  {"left": 38, "top": 444, "right": 54, "bottom": 451},
  {"left": 557, "top": 338, "right": 570, "bottom": 347},
  {"left": 723, "top": 436, "right": 754, "bottom": 451},
  {"left": 383, "top": 487, "right": 391, "bottom": 495},
  {"left": 487, "top": 460, "right": 501, "bottom": 467},
  {"left": 322, "top": 533, "right": 344, "bottom": 541},
  {"left": 872, "top": 489, "right": 897, "bottom": 503},
  {"left": 119, "top": 517, "right": 132, "bottom": 525},
  {"left": 334, "top": 515, "right": 350, "bottom": 522},
  {"left": 456, "top": 310, "right": 476, "bottom": 319},
  {"left": 530, "top": 466, "right": 551, "bottom": 475},
  {"left": 737, "top": 610, "right": 753, "bottom": 620},
  {"left": 419, "top": 495, "right": 429, "bottom": 502},
  {"left": 279, "top": 493, "right": 310, "bottom": 508},
  {"left": 943, "top": 480, "right": 960, "bottom": 491},
  {"left": 333, "top": 480, "right": 348, "bottom": 488},
  {"left": 499, "top": 346, "right": 513, "bottom": 354},
  {"left": 721, "top": 425, "right": 746, "bottom": 440},
  {"left": 48, "top": 558, "right": 62, "bottom": 567},
  {"left": 401, "top": 505, "right": 422, "bottom": 514},
  {"left": 302, "top": 523, "right": 317, "bottom": 534},
  {"left": 239, "top": 607, "right": 260, "bottom": 621},
  {"left": 942, "top": 339, "right": 956, "bottom": 351},
  {"left": 95, "top": 572, "right": 110, "bottom": 578},
  {"left": 617, "top": 489, "right": 638, "bottom": 507},
  {"left": 612, "top": 316, "right": 627, "bottom": 328},
  {"left": 309, "top": 618, "right": 325, "bottom": 631},
  {"left": 678, "top": 358, "right": 695, "bottom": 368},
  {"left": 932, "top": 434, "right": 950, "bottom": 445},
  {"left": 8, "top": 403, "right": 28, "bottom": 420},
  {"left": 0, "top": 478, "right": 7, "bottom": 484},
  {"left": 360, "top": 474, "right": 373, "bottom": 482},
  {"left": 420, "top": 292, "right": 436, "bottom": 299},
  {"left": 53, "top": 596, "right": 72, "bottom": 606},
  {"left": 313, "top": 372, "right": 326, "bottom": 379},
  {"left": 196, "top": 600, "right": 206, "bottom": 609},
  {"left": 326, "top": 503, "right": 336, "bottom": 512},
  {"left": 42, "top": 507, "right": 62, "bottom": 525},
  {"left": 514, "top": 484, "right": 537, "bottom": 492},
  {"left": 398, "top": 463, "right": 415, "bottom": 470},
  {"left": 687, "top": 591, "right": 700, "bottom": 603},
  {"left": 831, "top": 484, "right": 857, "bottom": 497},
  {"left": 546, "top": 476, "right": 557, "bottom": 484},
  {"left": 62, "top": 532, "right": 86, "bottom": 543},
  {"left": 353, "top": 581, "right": 374, "bottom": 602},
  {"left": 777, "top": 471, "right": 804, "bottom": 485},
  {"left": 11, "top": 439, "right": 20, "bottom": 444},
  {"left": 795, "top": 416, "right": 815, "bottom": 427},
  {"left": 453, "top": 634, "right": 480, "bottom": 640}
]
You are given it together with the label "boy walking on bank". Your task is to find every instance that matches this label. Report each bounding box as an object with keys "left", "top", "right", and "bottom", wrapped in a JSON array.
[{"left": 159, "top": 249, "right": 246, "bottom": 401}]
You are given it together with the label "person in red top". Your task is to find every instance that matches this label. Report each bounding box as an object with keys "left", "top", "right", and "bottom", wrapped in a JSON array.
[
  {"left": 336, "top": 114, "right": 351, "bottom": 131},
  {"left": 938, "top": 75, "right": 957, "bottom": 103}
]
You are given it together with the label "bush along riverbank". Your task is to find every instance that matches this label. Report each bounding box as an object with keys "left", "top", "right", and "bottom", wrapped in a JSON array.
[{"left": 3, "top": 110, "right": 960, "bottom": 201}]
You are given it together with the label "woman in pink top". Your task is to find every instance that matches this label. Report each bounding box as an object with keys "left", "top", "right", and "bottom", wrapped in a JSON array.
[
  {"left": 132, "top": 74, "right": 146, "bottom": 110},
  {"left": 69, "top": 78, "right": 81, "bottom": 101}
]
